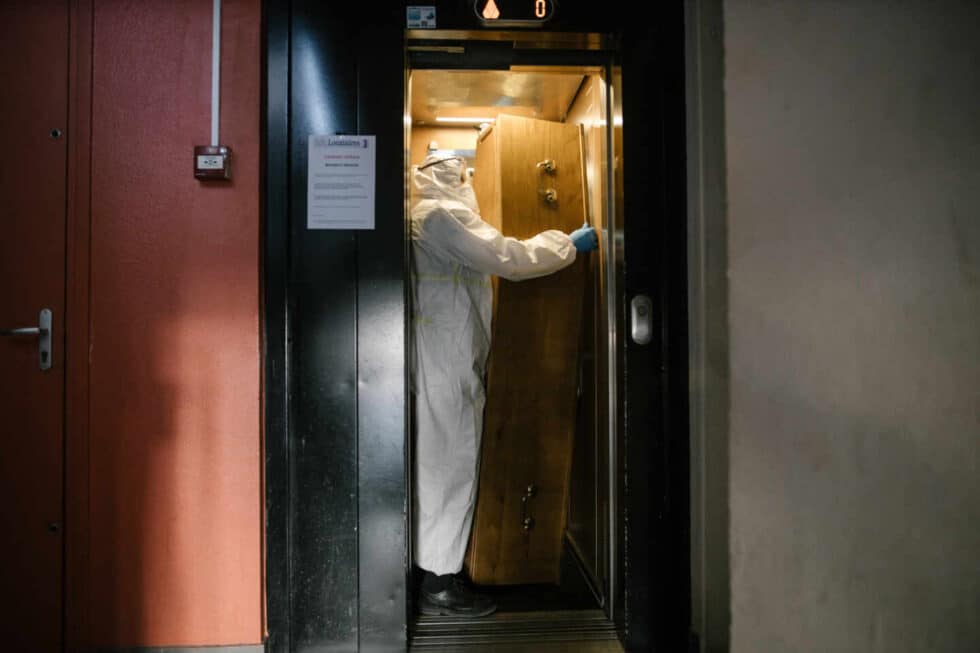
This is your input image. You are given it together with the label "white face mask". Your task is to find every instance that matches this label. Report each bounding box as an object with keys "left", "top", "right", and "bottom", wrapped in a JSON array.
[
  {"left": 456, "top": 179, "right": 479, "bottom": 212},
  {"left": 418, "top": 156, "right": 465, "bottom": 188}
]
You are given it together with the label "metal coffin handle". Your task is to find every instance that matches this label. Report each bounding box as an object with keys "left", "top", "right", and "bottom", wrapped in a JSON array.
[
  {"left": 536, "top": 159, "right": 557, "bottom": 174},
  {"left": 1, "top": 309, "right": 52, "bottom": 370},
  {"left": 520, "top": 483, "right": 537, "bottom": 532}
]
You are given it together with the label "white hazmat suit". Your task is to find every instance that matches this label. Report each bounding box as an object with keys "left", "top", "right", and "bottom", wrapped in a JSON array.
[{"left": 411, "top": 155, "right": 578, "bottom": 575}]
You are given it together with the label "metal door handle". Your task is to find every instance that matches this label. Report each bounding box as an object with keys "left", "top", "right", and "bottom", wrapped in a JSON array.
[
  {"left": 0, "top": 327, "right": 47, "bottom": 336},
  {"left": 1, "top": 309, "right": 52, "bottom": 370}
]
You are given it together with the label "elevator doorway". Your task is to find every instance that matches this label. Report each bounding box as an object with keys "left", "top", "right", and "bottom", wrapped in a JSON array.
[{"left": 405, "top": 45, "right": 622, "bottom": 648}]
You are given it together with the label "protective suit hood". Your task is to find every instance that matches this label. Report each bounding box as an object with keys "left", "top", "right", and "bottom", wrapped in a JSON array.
[{"left": 413, "top": 154, "right": 479, "bottom": 212}]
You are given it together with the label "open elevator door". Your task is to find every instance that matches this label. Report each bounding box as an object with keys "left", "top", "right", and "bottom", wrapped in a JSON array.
[
  {"left": 264, "top": 4, "right": 689, "bottom": 652},
  {"left": 406, "top": 39, "right": 621, "bottom": 647}
]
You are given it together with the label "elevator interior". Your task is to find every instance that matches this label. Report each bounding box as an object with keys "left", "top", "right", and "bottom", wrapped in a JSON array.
[{"left": 406, "top": 55, "right": 622, "bottom": 647}]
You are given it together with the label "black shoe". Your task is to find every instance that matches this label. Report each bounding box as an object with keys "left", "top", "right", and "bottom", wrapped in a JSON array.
[{"left": 419, "top": 575, "right": 497, "bottom": 617}]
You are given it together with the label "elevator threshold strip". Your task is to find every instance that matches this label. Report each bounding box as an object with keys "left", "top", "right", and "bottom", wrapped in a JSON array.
[{"left": 410, "top": 608, "right": 618, "bottom": 648}]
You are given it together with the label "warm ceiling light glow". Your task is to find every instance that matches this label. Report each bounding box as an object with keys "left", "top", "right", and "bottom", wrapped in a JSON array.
[
  {"left": 435, "top": 117, "right": 496, "bottom": 124},
  {"left": 482, "top": 0, "right": 500, "bottom": 20}
]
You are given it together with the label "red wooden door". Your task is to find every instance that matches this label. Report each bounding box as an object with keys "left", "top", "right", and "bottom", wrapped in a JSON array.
[{"left": 0, "top": 1, "right": 70, "bottom": 651}]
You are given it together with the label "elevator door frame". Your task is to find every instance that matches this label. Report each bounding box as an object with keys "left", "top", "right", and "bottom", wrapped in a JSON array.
[
  {"left": 405, "top": 40, "right": 619, "bottom": 622},
  {"left": 263, "top": 4, "right": 691, "bottom": 652}
]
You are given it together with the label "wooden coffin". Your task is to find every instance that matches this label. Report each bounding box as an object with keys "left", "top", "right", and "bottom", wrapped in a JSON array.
[{"left": 466, "top": 114, "right": 588, "bottom": 585}]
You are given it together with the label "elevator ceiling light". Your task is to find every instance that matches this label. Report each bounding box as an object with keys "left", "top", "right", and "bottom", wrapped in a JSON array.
[{"left": 435, "top": 117, "right": 496, "bottom": 124}]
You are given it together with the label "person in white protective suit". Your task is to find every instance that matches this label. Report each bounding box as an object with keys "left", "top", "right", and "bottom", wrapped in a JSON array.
[{"left": 411, "top": 154, "right": 598, "bottom": 617}]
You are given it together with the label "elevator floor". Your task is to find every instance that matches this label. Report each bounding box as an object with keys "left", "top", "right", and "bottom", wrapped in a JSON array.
[
  {"left": 410, "top": 544, "right": 616, "bottom": 649},
  {"left": 413, "top": 539, "right": 601, "bottom": 614}
]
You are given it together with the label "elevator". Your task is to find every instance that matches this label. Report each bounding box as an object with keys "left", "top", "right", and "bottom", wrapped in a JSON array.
[
  {"left": 406, "top": 46, "right": 619, "bottom": 646},
  {"left": 263, "top": 3, "right": 690, "bottom": 651}
]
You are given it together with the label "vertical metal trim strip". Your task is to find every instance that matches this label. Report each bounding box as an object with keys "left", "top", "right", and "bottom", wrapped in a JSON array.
[
  {"left": 262, "top": 0, "right": 291, "bottom": 650},
  {"left": 684, "top": 0, "right": 731, "bottom": 650},
  {"left": 604, "top": 62, "right": 620, "bottom": 625},
  {"left": 356, "top": 12, "right": 409, "bottom": 650}
]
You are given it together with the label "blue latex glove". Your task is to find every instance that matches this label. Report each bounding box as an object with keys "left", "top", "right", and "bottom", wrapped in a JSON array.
[{"left": 569, "top": 223, "right": 598, "bottom": 253}]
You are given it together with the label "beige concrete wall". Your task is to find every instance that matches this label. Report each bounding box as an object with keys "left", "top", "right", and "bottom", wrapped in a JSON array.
[{"left": 721, "top": 2, "right": 980, "bottom": 651}]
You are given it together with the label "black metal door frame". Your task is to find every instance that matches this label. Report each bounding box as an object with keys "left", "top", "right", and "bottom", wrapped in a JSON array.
[{"left": 263, "top": 2, "right": 690, "bottom": 651}]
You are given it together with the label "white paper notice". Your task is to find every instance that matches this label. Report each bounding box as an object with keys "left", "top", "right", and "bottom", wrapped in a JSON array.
[{"left": 307, "top": 134, "right": 376, "bottom": 230}]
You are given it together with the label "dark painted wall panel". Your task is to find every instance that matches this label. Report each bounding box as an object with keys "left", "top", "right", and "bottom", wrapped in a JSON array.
[
  {"left": 619, "top": 2, "right": 691, "bottom": 650},
  {"left": 264, "top": 1, "right": 291, "bottom": 650},
  {"left": 288, "top": 2, "right": 360, "bottom": 650},
  {"left": 356, "top": 9, "right": 409, "bottom": 651}
]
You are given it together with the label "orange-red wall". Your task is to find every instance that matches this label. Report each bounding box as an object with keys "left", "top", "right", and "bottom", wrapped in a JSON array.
[{"left": 86, "top": 0, "right": 261, "bottom": 646}]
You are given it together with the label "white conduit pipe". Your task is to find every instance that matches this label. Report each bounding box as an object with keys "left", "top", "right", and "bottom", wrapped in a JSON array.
[{"left": 211, "top": 0, "right": 221, "bottom": 146}]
